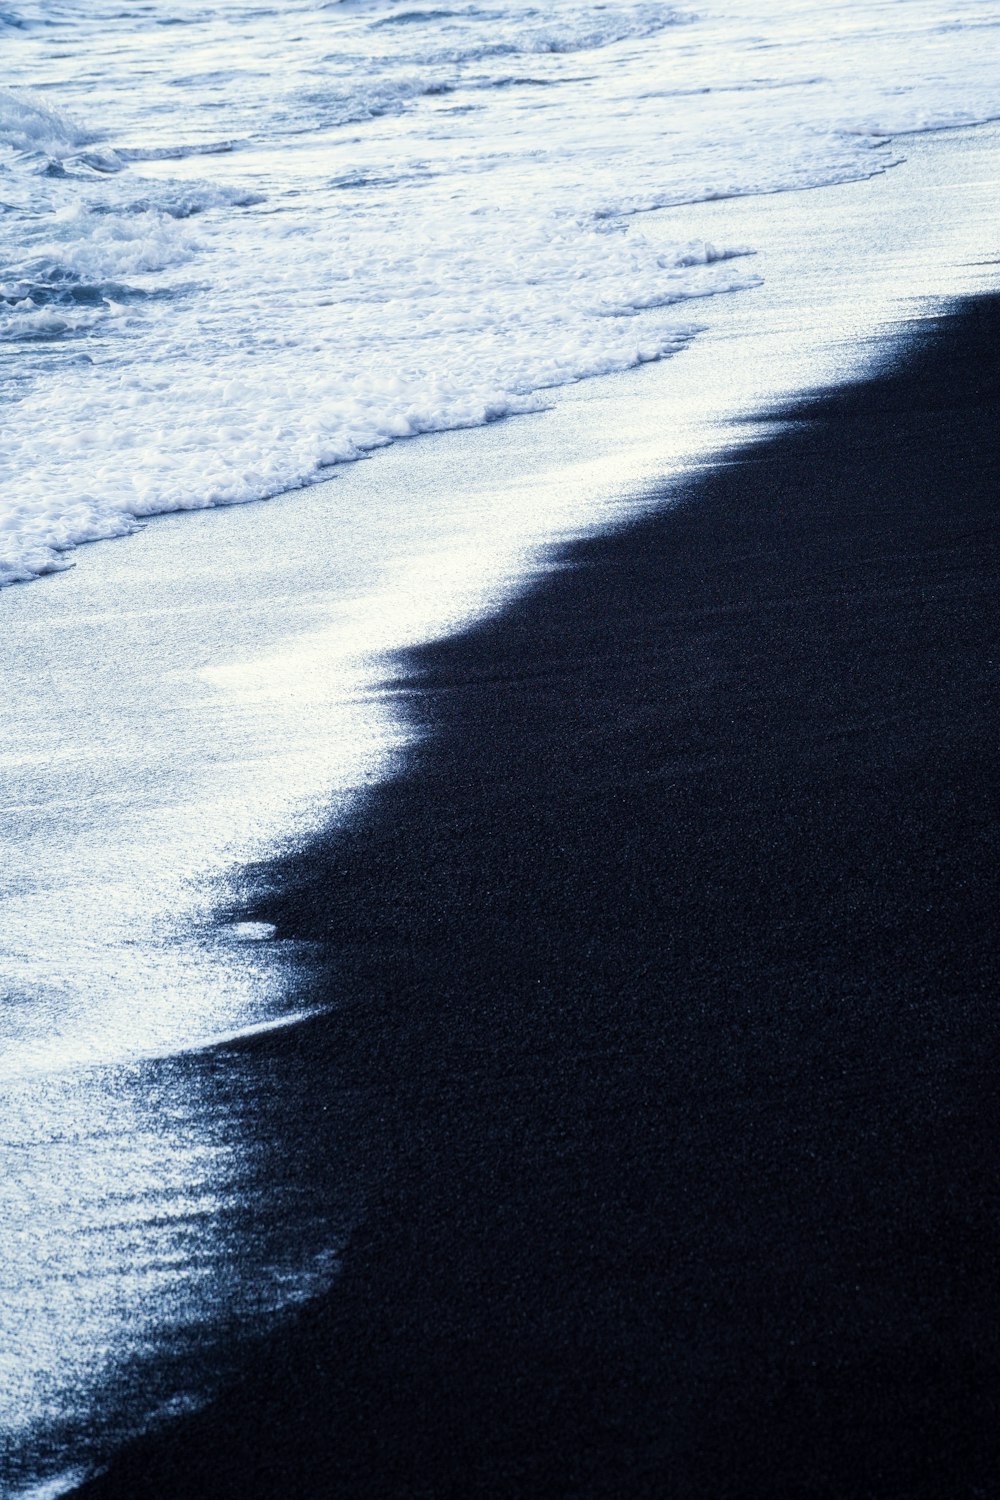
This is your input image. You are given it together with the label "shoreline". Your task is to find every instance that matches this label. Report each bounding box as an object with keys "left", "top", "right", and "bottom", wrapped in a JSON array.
[
  {"left": 5, "top": 118, "right": 1000, "bottom": 1499},
  {"left": 74, "top": 292, "right": 1000, "bottom": 1498}
]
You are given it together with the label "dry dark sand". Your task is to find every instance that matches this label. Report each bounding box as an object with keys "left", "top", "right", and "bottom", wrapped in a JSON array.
[{"left": 77, "top": 294, "right": 1000, "bottom": 1498}]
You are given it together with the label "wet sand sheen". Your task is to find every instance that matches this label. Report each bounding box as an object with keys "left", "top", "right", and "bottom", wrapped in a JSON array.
[{"left": 75, "top": 292, "right": 1000, "bottom": 1498}]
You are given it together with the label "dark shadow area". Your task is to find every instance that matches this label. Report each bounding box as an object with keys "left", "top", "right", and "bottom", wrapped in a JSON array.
[{"left": 77, "top": 294, "right": 1000, "bottom": 1499}]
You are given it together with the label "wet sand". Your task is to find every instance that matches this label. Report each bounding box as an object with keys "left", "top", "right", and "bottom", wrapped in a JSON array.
[{"left": 76, "top": 292, "right": 1000, "bottom": 1499}]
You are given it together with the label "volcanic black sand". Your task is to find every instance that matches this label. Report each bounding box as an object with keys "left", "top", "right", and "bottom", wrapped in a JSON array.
[{"left": 76, "top": 293, "right": 1000, "bottom": 1499}]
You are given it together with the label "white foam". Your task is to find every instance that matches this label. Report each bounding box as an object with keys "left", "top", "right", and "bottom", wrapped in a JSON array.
[
  {"left": 2, "top": 0, "right": 999, "bottom": 587},
  {"left": 0, "top": 87, "right": 94, "bottom": 153},
  {"left": 0, "top": 224, "right": 757, "bottom": 583},
  {"left": 227, "top": 920, "right": 278, "bottom": 942}
]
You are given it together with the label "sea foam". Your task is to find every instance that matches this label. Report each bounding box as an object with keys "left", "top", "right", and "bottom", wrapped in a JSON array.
[{"left": 2, "top": 0, "right": 1000, "bottom": 586}]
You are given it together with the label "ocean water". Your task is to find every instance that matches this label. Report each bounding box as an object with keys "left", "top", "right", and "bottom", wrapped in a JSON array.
[
  {"left": 3, "top": 2, "right": 1000, "bottom": 1495},
  {"left": 3, "top": 0, "right": 999, "bottom": 585}
]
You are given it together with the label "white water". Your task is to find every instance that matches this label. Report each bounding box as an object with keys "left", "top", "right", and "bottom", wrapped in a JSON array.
[
  {"left": 3, "top": 0, "right": 1000, "bottom": 583},
  {"left": 3, "top": 2, "right": 1000, "bottom": 1494}
]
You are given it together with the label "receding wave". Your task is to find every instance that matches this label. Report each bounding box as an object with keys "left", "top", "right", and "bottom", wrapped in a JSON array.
[
  {"left": 370, "top": 6, "right": 487, "bottom": 25},
  {"left": 389, "top": 2, "right": 695, "bottom": 63},
  {"left": 117, "top": 138, "right": 247, "bottom": 162}
]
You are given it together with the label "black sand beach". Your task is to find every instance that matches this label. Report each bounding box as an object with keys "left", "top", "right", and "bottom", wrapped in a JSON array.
[{"left": 76, "top": 293, "right": 1000, "bottom": 1498}]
